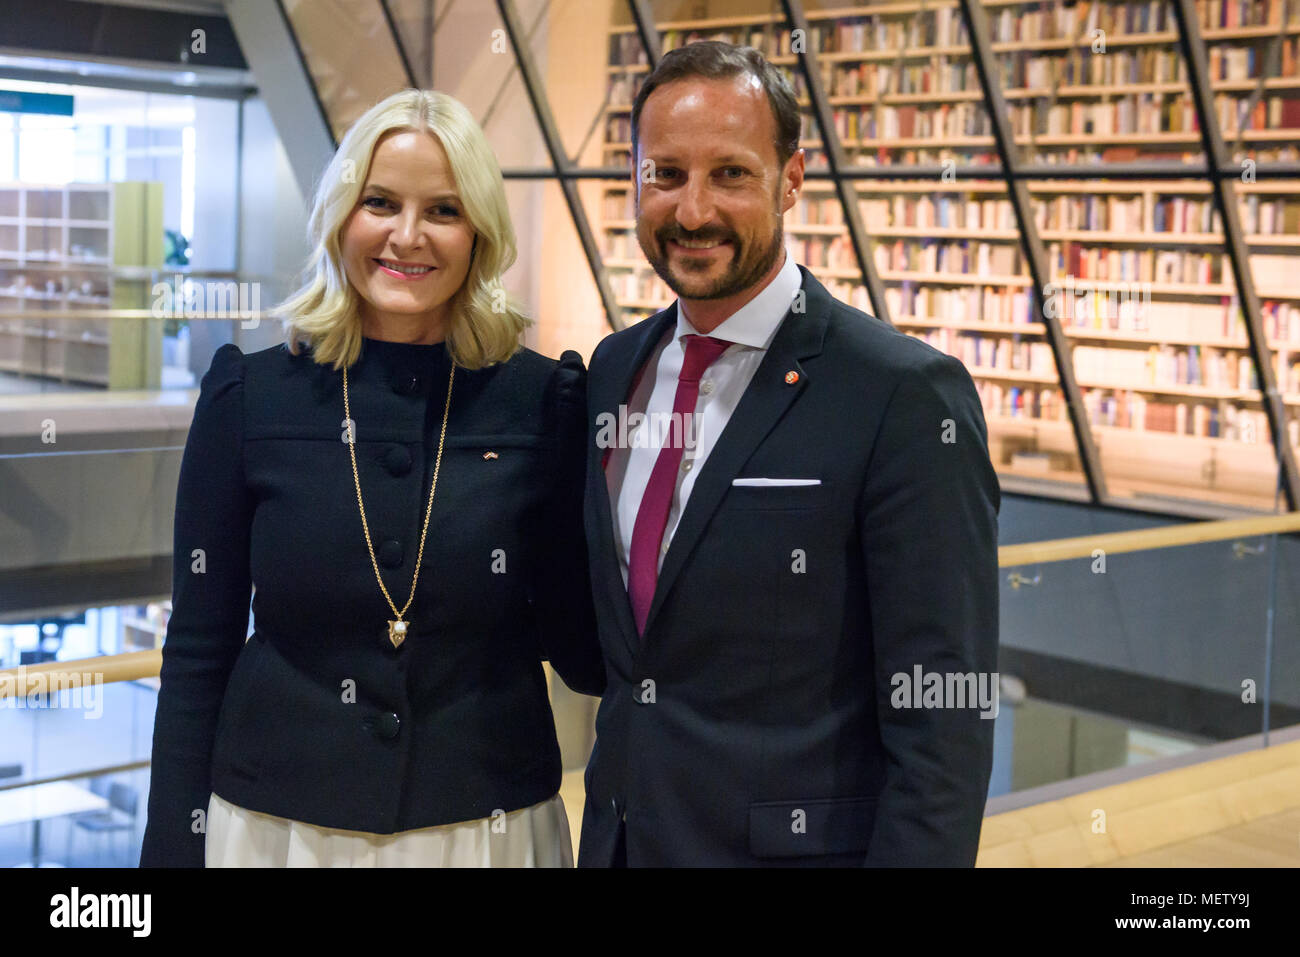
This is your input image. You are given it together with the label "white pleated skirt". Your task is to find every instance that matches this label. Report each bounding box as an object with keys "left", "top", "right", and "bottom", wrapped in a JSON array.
[{"left": 204, "top": 791, "right": 574, "bottom": 867}]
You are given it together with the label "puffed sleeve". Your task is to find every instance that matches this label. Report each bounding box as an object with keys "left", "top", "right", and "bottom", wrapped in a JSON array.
[
  {"left": 140, "top": 343, "right": 253, "bottom": 867},
  {"left": 532, "top": 350, "right": 606, "bottom": 696}
]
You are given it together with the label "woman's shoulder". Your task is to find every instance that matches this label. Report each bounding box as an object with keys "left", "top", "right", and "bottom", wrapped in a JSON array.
[
  {"left": 492, "top": 344, "right": 585, "bottom": 389},
  {"left": 486, "top": 345, "right": 586, "bottom": 412}
]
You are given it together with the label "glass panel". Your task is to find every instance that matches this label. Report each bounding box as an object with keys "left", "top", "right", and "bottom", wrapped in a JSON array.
[
  {"left": 422, "top": 0, "right": 551, "bottom": 170},
  {"left": 0, "top": 603, "right": 160, "bottom": 868},
  {"left": 996, "top": 521, "right": 1282, "bottom": 797},
  {"left": 282, "top": 0, "right": 411, "bottom": 141}
]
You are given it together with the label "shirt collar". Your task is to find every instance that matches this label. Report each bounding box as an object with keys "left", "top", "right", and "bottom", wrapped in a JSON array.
[{"left": 673, "top": 250, "right": 802, "bottom": 350}]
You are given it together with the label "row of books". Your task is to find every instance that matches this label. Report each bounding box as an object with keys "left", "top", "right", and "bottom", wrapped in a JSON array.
[
  {"left": 785, "top": 234, "right": 857, "bottom": 271},
  {"left": 1260, "top": 300, "right": 1300, "bottom": 342},
  {"left": 830, "top": 192, "right": 1291, "bottom": 237},
  {"left": 1073, "top": 343, "right": 1265, "bottom": 390},
  {"left": 874, "top": 238, "right": 1024, "bottom": 277},
  {"left": 976, "top": 381, "right": 1068, "bottom": 421},
  {"left": 824, "top": 59, "right": 979, "bottom": 98},
  {"left": 1237, "top": 196, "right": 1300, "bottom": 237},
  {"left": 831, "top": 103, "right": 992, "bottom": 141},
  {"left": 911, "top": 328, "right": 1057, "bottom": 374},
  {"left": 1216, "top": 93, "right": 1300, "bottom": 132},
  {"left": 664, "top": 28, "right": 774, "bottom": 55},
  {"left": 779, "top": 12, "right": 969, "bottom": 54},
  {"left": 789, "top": 197, "right": 844, "bottom": 227},
  {"left": 1047, "top": 242, "right": 1228, "bottom": 284},
  {"left": 1011, "top": 96, "right": 1202, "bottom": 136},
  {"left": 602, "top": 230, "right": 641, "bottom": 261},
  {"left": 860, "top": 195, "right": 1017, "bottom": 231},
  {"left": 1082, "top": 389, "right": 1276, "bottom": 441},
  {"left": 1198, "top": 0, "right": 1300, "bottom": 29},
  {"left": 886, "top": 283, "right": 1036, "bottom": 325},
  {"left": 1000, "top": 49, "right": 1189, "bottom": 88},
  {"left": 1208, "top": 40, "right": 1297, "bottom": 82},
  {"left": 605, "top": 73, "right": 644, "bottom": 107},
  {"left": 1039, "top": 194, "right": 1192, "bottom": 233},
  {"left": 609, "top": 270, "right": 669, "bottom": 303},
  {"left": 988, "top": 1, "right": 1172, "bottom": 44}
]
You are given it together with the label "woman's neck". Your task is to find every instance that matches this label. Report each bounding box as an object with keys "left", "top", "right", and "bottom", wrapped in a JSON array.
[{"left": 360, "top": 311, "right": 446, "bottom": 345}]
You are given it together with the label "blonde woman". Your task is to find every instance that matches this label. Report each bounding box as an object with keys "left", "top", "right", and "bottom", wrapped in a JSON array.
[{"left": 141, "top": 90, "right": 604, "bottom": 867}]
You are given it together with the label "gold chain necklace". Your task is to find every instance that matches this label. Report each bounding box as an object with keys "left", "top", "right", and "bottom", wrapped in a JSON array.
[{"left": 343, "top": 357, "right": 455, "bottom": 648}]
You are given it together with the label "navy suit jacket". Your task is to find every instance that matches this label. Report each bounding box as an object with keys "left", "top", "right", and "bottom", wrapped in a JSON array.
[{"left": 577, "top": 266, "right": 1000, "bottom": 866}]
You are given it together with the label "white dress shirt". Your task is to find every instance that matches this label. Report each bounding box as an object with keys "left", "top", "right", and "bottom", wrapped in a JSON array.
[{"left": 607, "top": 251, "right": 803, "bottom": 586}]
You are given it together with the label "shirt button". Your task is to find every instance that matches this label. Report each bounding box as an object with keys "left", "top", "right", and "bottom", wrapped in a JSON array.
[
  {"left": 661, "top": 540, "right": 670, "bottom": 554},
  {"left": 681, "top": 460, "right": 692, "bottom": 472},
  {"left": 700, "top": 380, "right": 714, "bottom": 395}
]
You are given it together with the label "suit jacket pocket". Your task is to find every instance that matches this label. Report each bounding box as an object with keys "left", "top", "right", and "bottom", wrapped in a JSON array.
[
  {"left": 726, "top": 482, "right": 828, "bottom": 511},
  {"left": 749, "top": 796, "right": 877, "bottom": 858}
]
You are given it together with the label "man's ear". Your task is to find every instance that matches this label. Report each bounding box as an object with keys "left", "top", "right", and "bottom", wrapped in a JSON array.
[{"left": 782, "top": 149, "right": 806, "bottom": 215}]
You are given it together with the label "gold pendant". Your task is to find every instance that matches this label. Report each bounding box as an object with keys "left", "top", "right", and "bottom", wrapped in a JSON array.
[{"left": 388, "top": 620, "right": 408, "bottom": 648}]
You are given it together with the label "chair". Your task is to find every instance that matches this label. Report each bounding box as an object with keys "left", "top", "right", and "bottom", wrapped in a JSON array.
[{"left": 70, "top": 781, "right": 138, "bottom": 865}]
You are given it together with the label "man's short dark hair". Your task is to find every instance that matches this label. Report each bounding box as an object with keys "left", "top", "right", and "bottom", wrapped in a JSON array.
[{"left": 630, "top": 40, "right": 801, "bottom": 168}]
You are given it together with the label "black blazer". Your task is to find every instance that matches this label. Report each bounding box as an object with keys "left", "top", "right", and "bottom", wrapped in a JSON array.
[
  {"left": 577, "top": 266, "right": 1000, "bottom": 866},
  {"left": 141, "top": 336, "right": 604, "bottom": 867}
]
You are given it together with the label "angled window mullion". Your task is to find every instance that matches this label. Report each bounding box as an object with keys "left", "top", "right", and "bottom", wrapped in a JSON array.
[
  {"left": 379, "top": 0, "right": 419, "bottom": 89},
  {"left": 779, "top": 0, "right": 890, "bottom": 327},
  {"left": 494, "top": 0, "right": 626, "bottom": 332},
  {"left": 628, "top": 0, "right": 662, "bottom": 67},
  {"left": 956, "top": 0, "right": 1108, "bottom": 504},
  {"left": 1169, "top": 0, "right": 1300, "bottom": 512}
]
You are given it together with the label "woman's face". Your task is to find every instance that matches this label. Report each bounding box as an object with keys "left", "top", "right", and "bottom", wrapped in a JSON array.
[{"left": 340, "top": 129, "right": 476, "bottom": 342}]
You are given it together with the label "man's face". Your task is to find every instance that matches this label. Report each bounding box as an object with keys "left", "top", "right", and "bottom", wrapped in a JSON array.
[{"left": 634, "top": 74, "right": 803, "bottom": 302}]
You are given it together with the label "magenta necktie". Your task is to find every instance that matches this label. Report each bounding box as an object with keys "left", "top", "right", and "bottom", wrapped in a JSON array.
[{"left": 627, "top": 334, "right": 731, "bottom": 635}]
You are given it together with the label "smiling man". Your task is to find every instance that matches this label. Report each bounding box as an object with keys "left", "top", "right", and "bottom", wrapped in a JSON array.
[{"left": 578, "top": 41, "right": 1002, "bottom": 867}]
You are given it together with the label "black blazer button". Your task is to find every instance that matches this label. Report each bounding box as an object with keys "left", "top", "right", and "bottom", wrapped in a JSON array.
[
  {"left": 378, "top": 539, "right": 403, "bottom": 568},
  {"left": 383, "top": 445, "right": 412, "bottom": 476},
  {"left": 370, "top": 712, "right": 400, "bottom": 740}
]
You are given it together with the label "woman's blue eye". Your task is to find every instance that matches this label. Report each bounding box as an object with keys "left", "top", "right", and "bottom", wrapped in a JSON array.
[{"left": 363, "top": 196, "right": 390, "bottom": 208}]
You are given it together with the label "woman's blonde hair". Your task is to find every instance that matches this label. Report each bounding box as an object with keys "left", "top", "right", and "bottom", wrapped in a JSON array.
[{"left": 275, "top": 89, "right": 530, "bottom": 370}]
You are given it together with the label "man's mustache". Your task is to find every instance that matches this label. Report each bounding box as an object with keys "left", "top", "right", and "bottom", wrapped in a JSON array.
[{"left": 657, "top": 228, "right": 736, "bottom": 245}]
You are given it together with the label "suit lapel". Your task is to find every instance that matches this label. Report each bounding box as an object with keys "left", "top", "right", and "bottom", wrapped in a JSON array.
[
  {"left": 643, "top": 267, "right": 831, "bottom": 638},
  {"left": 590, "top": 305, "right": 678, "bottom": 658}
]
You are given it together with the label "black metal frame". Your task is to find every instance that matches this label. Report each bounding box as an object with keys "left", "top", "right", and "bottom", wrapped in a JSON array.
[
  {"left": 780, "top": 0, "right": 892, "bottom": 325},
  {"left": 494, "top": 0, "right": 627, "bottom": 332},
  {"left": 287, "top": 0, "right": 1300, "bottom": 513},
  {"left": 1169, "top": 0, "right": 1300, "bottom": 511},
  {"left": 956, "top": 0, "right": 1107, "bottom": 501}
]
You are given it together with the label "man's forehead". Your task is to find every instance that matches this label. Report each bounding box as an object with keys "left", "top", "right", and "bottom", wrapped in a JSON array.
[{"left": 643, "top": 73, "right": 767, "bottom": 117}]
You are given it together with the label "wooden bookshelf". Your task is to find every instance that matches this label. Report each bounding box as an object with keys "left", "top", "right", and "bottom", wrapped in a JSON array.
[{"left": 601, "top": 0, "right": 1300, "bottom": 510}]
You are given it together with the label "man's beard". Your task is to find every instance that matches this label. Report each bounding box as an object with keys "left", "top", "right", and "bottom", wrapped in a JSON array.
[{"left": 638, "top": 216, "right": 784, "bottom": 302}]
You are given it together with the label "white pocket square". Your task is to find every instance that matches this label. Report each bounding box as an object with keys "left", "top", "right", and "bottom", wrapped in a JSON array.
[{"left": 731, "top": 478, "right": 821, "bottom": 487}]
